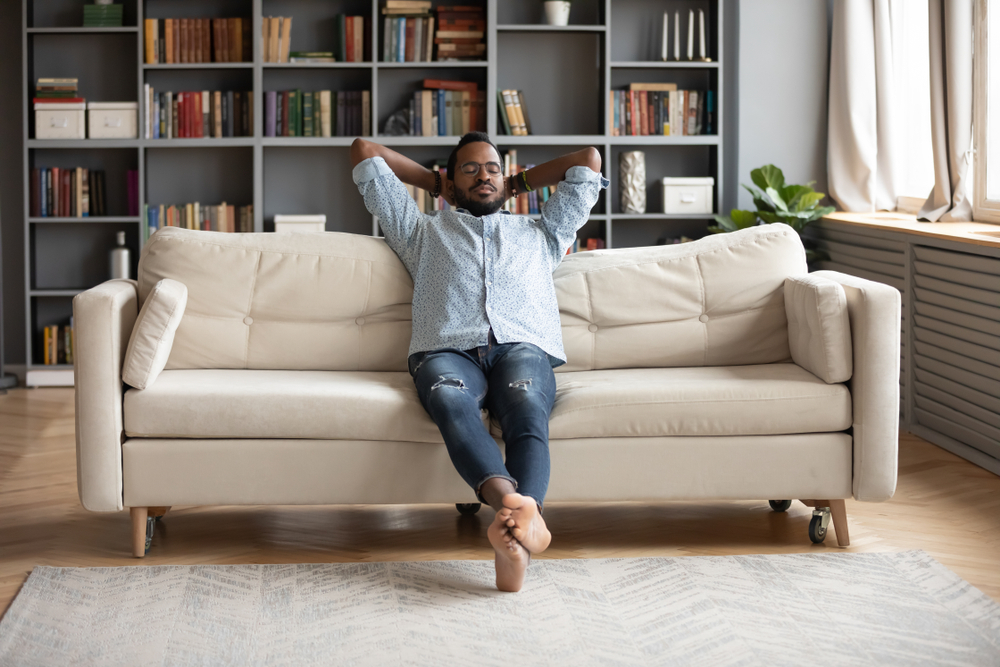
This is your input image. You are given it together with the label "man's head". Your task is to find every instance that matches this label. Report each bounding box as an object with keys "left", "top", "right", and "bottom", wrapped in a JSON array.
[{"left": 445, "top": 132, "right": 505, "bottom": 217}]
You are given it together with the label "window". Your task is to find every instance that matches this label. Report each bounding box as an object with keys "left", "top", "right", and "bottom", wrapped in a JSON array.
[
  {"left": 974, "top": 0, "right": 1000, "bottom": 222},
  {"left": 894, "top": 0, "right": 935, "bottom": 203}
]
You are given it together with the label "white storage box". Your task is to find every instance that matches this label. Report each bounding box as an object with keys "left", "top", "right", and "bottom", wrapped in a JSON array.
[
  {"left": 35, "top": 102, "right": 85, "bottom": 140},
  {"left": 662, "top": 177, "right": 714, "bottom": 214},
  {"left": 274, "top": 214, "right": 327, "bottom": 233},
  {"left": 88, "top": 102, "right": 138, "bottom": 139}
]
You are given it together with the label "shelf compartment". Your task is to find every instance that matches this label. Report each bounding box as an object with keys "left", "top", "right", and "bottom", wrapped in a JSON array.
[
  {"left": 499, "top": 144, "right": 607, "bottom": 216},
  {"left": 377, "top": 61, "right": 487, "bottom": 68},
  {"left": 145, "top": 146, "right": 253, "bottom": 212},
  {"left": 262, "top": 0, "right": 371, "bottom": 60},
  {"left": 29, "top": 148, "right": 139, "bottom": 218},
  {"left": 28, "top": 0, "right": 138, "bottom": 29},
  {"left": 610, "top": 0, "right": 718, "bottom": 63},
  {"left": 498, "top": 31, "right": 603, "bottom": 136},
  {"left": 30, "top": 222, "right": 140, "bottom": 291},
  {"left": 497, "top": 0, "right": 604, "bottom": 27},
  {"left": 611, "top": 218, "right": 713, "bottom": 249},
  {"left": 29, "top": 33, "right": 138, "bottom": 139},
  {"left": 610, "top": 61, "right": 719, "bottom": 69},
  {"left": 608, "top": 144, "right": 717, "bottom": 215},
  {"left": 266, "top": 62, "right": 375, "bottom": 69},
  {"left": 263, "top": 146, "right": 371, "bottom": 235},
  {"left": 143, "top": 63, "right": 253, "bottom": 70},
  {"left": 375, "top": 67, "right": 487, "bottom": 138},
  {"left": 496, "top": 25, "right": 607, "bottom": 32},
  {"left": 30, "top": 217, "right": 141, "bottom": 224}
]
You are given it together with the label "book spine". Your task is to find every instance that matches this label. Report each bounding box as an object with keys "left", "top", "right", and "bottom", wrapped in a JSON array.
[{"left": 362, "top": 90, "right": 370, "bottom": 136}]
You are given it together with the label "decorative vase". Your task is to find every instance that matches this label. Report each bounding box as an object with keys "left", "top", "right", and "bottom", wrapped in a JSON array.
[
  {"left": 619, "top": 151, "right": 646, "bottom": 214},
  {"left": 543, "top": 1, "right": 571, "bottom": 26}
]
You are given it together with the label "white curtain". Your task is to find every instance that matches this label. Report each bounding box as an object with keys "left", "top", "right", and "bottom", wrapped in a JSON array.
[
  {"left": 827, "top": 0, "right": 901, "bottom": 212},
  {"left": 918, "top": 0, "right": 974, "bottom": 221}
]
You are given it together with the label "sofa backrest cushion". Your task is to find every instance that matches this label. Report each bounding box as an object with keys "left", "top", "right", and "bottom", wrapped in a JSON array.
[
  {"left": 552, "top": 224, "right": 807, "bottom": 371},
  {"left": 138, "top": 228, "right": 414, "bottom": 372}
]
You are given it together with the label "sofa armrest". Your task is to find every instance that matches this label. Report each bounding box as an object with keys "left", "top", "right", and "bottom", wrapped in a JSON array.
[
  {"left": 811, "top": 270, "right": 901, "bottom": 502},
  {"left": 73, "top": 279, "right": 139, "bottom": 512}
]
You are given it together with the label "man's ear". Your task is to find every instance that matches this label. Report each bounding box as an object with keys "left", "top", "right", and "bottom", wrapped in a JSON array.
[{"left": 444, "top": 178, "right": 455, "bottom": 198}]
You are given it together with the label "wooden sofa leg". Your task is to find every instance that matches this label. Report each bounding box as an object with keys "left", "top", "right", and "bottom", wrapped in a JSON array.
[
  {"left": 131, "top": 507, "right": 148, "bottom": 558},
  {"left": 829, "top": 499, "right": 850, "bottom": 547}
]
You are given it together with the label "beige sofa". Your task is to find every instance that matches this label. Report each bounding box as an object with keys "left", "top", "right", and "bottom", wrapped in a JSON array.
[{"left": 73, "top": 224, "right": 900, "bottom": 557}]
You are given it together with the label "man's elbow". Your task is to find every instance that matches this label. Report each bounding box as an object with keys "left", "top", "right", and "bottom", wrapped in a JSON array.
[
  {"left": 351, "top": 138, "right": 376, "bottom": 167},
  {"left": 584, "top": 146, "right": 602, "bottom": 173}
]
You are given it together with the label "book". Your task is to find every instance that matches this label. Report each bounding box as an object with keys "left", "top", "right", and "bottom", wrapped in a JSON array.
[
  {"left": 280, "top": 16, "right": 292, "bottom": 62},
  {"left": 269, "top": 17, "right": 281, "bottom": 63},
  {"left": 423, "top": 78, "right": 477, "bottom": 92},
  {"left": 303, "top": 92, "right": 314, "bottom": 137}
]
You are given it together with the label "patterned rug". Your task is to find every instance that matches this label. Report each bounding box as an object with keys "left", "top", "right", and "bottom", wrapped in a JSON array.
[{"left": 1, "top": 551, "right": 998, "bottom": 666}]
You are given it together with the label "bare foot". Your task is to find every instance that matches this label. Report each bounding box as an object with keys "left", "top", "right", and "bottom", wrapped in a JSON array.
[
  {"left": 502, "top": 493, "right": 551, "bottom": 554},
  {"left": 487, "top": 509, "right": 529, "bottom": 592}
]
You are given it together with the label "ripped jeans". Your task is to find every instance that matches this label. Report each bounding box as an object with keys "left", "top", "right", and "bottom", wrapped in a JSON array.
[{"left": 408, "top": 329, "right": 556, "bottom": 510}]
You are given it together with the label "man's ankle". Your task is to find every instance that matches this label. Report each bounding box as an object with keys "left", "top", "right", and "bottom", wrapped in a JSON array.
[{"left": 479, "top": 477, "right": 516, "bottom": 512}]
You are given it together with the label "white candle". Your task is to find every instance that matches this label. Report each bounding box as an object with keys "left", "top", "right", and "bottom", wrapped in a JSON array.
[
  {"left": 674, "top": 11, "right": 680, "bottom": 60},
  {"left": 661, "top": 12, "right": 668, "bottom": 61},
  {"left": 687, "top": 10, "right": 694, "bottom": 60},
  {"left": 699, "top": 10, "right": 706, "bottom": 59}
]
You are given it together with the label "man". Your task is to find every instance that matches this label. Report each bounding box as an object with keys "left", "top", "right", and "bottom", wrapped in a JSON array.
[{"left": 351, "top": 132, "right": 608, "bottom": 592}]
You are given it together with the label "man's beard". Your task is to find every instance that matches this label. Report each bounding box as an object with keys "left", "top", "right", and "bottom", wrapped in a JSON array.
[{"left": 454, "top": 183, "right": 504, "bottom": 217}]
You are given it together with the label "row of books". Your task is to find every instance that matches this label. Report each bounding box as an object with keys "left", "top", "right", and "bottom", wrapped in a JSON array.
[
  {"left": 41, "top": 324, "right": 74, "bottom": 366},
  {"left": 143, "top": 87, "right": 253, "bottom": 139},
  {"left": 144, "top": 18, "right": 251, "bottom": 64},
  {"left": 29, "top": 168, "right": 110, "bottom": 218},
  {"left": 610, "top": 85, "right": 714, "bottom": 136},
  {"left": 497, "top": 89, "right": 532, "bottom": 136},
  {"left": 144, "top": 202, "right": 254, "bottom": 240},
  {"left": 566, "top": 237, "right": 607, "bottom": 254},
  {"left": 382, "top": 2, "right": 485, "bottom": 62},
  {"left": 264, "top": 90, "right": 371, "bottom": 137},
  {"left": 408, "top": 82, "right": 486, "bottom": 136},
  {"left": 35, "top": 77, "right": 77, "bottom": 99},
  {"left": 83, "top": 3, "right": 122, "bottom": 27},
  {"left": 501, "top": 150, "right": 555, "bottom": 215}
]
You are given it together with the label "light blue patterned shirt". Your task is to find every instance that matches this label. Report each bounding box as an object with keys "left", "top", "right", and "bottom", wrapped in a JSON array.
[{"left": 353, "top": 156, "right": 609, "bottom": 367}]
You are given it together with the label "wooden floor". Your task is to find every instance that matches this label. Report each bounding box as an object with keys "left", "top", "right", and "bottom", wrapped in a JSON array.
[{"left": 2, "top": 387, "right": 999, "bottom": 618}]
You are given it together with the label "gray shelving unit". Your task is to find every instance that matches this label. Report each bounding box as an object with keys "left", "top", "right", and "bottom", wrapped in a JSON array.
[{"left": 22, "top": 0, "right": 724, "bottom": 386}]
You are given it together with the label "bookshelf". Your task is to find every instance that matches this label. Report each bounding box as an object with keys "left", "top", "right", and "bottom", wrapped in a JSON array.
[{"left": 22, "top": 0, "right": 725, "bottom": 386}]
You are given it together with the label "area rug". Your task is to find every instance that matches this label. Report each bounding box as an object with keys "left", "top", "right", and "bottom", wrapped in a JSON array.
[{"left": 1, "top": 551, "right": 998, "bottom": 666}]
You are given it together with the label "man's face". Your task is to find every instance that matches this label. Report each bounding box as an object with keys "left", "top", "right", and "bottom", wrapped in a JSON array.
[{"left": 448, "top": 142, "right": 505, "bottom": 217}]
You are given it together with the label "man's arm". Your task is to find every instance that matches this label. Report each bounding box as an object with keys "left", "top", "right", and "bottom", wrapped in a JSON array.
[
  {"left": 531, "top": 147, "right": 609, "bottom": 262},
  {"left": 512, "top": 147, "right": 602, "bottom": 195},
  {"left": 352, "top": 139, "right": 454, "bottom": 205}
]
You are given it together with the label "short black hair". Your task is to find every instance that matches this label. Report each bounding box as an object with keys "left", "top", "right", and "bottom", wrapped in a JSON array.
[{"left": 446, "top": 132, "right": 501, "bottom": 181}]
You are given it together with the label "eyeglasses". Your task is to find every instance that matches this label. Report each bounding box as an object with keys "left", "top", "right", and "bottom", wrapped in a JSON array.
[{"left": 459, "top": 161, "right": 503, "bottom": 176}]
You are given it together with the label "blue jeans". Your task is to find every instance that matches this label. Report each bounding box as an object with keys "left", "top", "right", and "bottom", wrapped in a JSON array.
[{"left": 408, "top": 329, "right": 556, "bottom": 511}]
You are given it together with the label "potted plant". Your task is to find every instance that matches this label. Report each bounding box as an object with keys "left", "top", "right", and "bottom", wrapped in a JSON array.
[
  {"left": 543, "top": 0, "right": 571, "bottom": 26},
  {"left": 710, "top": 164, "right": 835, "bottom": 262}
]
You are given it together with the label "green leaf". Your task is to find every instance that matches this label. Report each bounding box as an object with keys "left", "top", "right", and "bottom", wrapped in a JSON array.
[
  {"left": 750, "top": 164, "right": 785, "bottom": 191},
  {"left": 794, "top": 191, "right": 825, "bottom": 212},
  {"left": 780, "top": 184, "right": 810, "bottom": 209},
  {"left": 765, "top": 187, "right": 789, "bottom": 212},
  {"left": 710, "top": 214, "right": 737, "bottom": 233},
  {"left": 730, "top": 209, "right": 758, "bottom": 228}
]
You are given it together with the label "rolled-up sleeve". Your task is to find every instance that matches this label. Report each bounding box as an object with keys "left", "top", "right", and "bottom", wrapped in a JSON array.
[
  {"left": 538, "top": 165, "right": 610, "bottom": 264},
  {"left": 353, "top": 156, "right": 422, "bottom": 255}
]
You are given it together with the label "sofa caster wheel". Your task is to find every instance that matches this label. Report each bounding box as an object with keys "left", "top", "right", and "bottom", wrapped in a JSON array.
[
  {"left": 809, "top": 507, "right": 831, "bottom": 544},
  {"left": 768, "top": 499, "right": 792, "bottom": 512},
  {"left": 144, "top": 516, "right": 156, "bottom": 553},
  {"left": 456, "top": 503, "right": 481, "bottom": 515}
]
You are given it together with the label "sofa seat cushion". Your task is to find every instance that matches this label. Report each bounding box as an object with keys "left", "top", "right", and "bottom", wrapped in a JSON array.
[
  {"left": 533, "top": 363, "right": 852, "bottom": 439},
  {"left": 124, "top": 369, "right": 487, "bottom": 443}
]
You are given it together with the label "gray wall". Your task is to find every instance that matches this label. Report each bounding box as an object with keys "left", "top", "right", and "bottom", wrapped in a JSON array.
[
  {"left": 1, "top": 0, "right": 24, "bottom": 374},
  {"left": 0, "top": 0, "right": 833, "bottom": 369},
  {"left": 734, "top": 0, "right": 831, "bottom": 210}
]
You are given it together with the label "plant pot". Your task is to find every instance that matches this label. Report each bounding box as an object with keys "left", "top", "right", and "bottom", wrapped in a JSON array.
[{"left": 543, "top": 1, "right": 571, "bottom": 26}]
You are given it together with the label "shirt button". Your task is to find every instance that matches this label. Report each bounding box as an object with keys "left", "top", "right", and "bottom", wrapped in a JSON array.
[
  {"left": 243, "top": 316, "right": 253, "bottom": 325},
  {"left": 487, "top": 281, "right": 492, "bottom": 286},
  {"left": 588, "top": 324, "right": 598, "bottom": 333},
  {"left": 699, "top": 314, "right": 709, "bottom": 323},
  {"left": 485, "top": 258, "right": 490, "bottom": 262}
]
